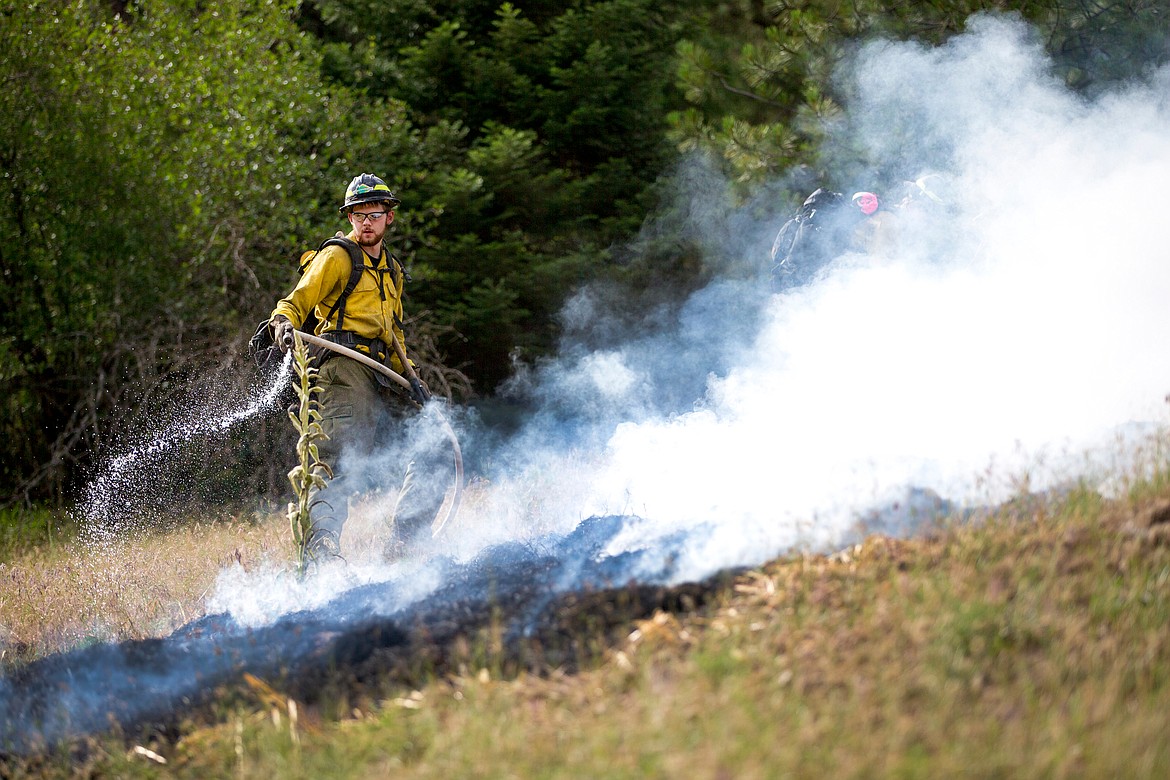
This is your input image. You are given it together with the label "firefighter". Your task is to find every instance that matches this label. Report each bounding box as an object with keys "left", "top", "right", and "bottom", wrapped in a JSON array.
[
  {"left": 849, "top": 190, "right": 900, "bottom": 256},
  {"left": 268, "top": 173, "right": 444, "bottom": 557}
]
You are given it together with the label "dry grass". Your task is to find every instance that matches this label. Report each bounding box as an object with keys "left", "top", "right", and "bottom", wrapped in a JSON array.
[
  {"left": 4, "top": 484, "right": 1170, "bottom": 777},
  {"left": 0, "top": 513, "right": 288, "bottom": 667},
  {"left": 345, "top": 491, "right": 1167, "bottom": 779}
]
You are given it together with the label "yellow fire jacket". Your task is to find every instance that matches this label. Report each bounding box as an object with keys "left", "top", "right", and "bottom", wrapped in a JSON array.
[{"left": 270, "top": 230, "right": 409, "bottom": 373}]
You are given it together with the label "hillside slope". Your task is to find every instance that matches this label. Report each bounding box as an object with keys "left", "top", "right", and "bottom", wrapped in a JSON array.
[{"left": 4, "top": 485, "right": 1169, "bottom": 777}]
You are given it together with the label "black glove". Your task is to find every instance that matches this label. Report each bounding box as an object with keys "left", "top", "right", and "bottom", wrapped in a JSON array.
[
  {"left": 408, "top": 375, "right": 431, "bottom": 405},
  {"left": 271, "top": 316, "right": 295, "bottom": 353}
]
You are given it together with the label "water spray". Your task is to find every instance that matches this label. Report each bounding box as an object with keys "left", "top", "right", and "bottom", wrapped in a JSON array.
[{"left": 80, "top": 352, "right": 295, "bottom": 536}]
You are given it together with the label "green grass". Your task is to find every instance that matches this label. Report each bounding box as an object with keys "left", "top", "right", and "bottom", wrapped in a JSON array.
[
  {"left": 4, "top": 478, "right": 1170, "bottom": 777},
  {"left": 0, "top": 507, "right": 76, "bottom": 561}
]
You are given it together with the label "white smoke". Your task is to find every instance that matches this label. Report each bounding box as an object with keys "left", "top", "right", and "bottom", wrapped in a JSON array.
[
  {"left": 212, "top": 14, "right": 1170, "bottom": 619},
  {"left": 455, "top": 14, "right": 1170, "bottom": 582}
]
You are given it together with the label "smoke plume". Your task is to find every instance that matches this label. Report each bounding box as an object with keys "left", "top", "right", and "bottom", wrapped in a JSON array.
[
  {"left": 437, "top": 12, "right": 1170, "bottom": 585},
  {"left": 210, "top": 13, "right": 1170, "bottom": 619}
]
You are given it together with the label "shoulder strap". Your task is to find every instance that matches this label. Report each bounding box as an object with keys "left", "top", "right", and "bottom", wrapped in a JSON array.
[
  {"left": 306, "top": 236, "right": 365, "bottom": 333},
  {"left": 392, "top": 252, "right": 411, "bottom": 284}
]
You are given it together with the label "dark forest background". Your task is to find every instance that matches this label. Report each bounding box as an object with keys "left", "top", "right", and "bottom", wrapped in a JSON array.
[{"left": 2, "top": 0, "right": 1166, "bottom": 508}]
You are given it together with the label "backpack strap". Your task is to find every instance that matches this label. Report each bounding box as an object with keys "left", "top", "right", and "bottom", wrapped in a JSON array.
[
  {"left": 297, "top": 236, "right": 365, "bottom": 333},
  {"left": 392, "top": 253, "right": 411, "bottom": 284},
  {"left": 323, "top": 237, "right": 366, "bottom": 333}
]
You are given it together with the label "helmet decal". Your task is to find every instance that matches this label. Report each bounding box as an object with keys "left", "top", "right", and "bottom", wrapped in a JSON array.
[{"left": 347, "top": 181, "right": 393, "bottom": 197}]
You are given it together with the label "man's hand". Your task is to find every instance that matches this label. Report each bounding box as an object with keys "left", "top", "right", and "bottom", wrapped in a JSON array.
[{"left": 271, "top": 316, "right": 295, "bottom": 353}]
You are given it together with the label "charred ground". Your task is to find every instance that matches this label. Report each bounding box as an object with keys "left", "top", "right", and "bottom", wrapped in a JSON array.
[{"left": 0, "top": 515, "right": 730, "bottom": 758}]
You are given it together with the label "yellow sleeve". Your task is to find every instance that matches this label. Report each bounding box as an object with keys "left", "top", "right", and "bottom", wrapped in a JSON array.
[{"left": 269, "top": 246, "right": 350, "bottom": 330}]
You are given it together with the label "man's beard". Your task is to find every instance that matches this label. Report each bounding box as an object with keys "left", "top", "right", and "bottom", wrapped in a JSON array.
[{"left": 355, "top": 225, "right": 385, "bottom": 247}]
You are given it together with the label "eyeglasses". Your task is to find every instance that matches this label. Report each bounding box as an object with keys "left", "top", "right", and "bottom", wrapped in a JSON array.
[{"left": 350, "top": 211, "right": 389, "bottom": 223}]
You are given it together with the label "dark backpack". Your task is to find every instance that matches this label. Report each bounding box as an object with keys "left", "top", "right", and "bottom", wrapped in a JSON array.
[
  {"left": 768, "top": 188, "right": 847, "bottom": 291},
  {"left": 249, "top": 235, "right": 402, "bottom": 368}
]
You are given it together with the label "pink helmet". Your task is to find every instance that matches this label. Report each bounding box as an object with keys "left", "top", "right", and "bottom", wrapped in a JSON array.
[{"left": 852, "top": 191, "right": 879, "bottom": 216}]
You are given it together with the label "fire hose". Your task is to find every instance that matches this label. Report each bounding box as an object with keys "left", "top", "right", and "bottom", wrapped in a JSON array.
[{"left": 290, "top": 329, "right": 463, "bottom": 538}]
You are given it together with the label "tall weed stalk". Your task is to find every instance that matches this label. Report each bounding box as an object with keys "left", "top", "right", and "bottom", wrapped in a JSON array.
[{"left": 285, "top": 335, "right": 332, "bottom": 577}]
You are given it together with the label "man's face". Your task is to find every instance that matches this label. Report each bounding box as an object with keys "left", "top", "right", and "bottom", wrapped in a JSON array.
[{"left": 348, "top": 203, "right": 394, "bottom": 247}]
